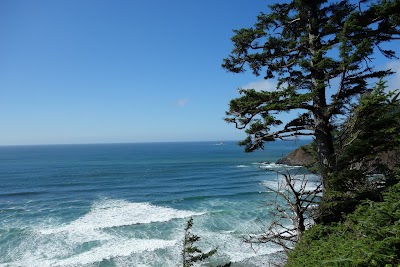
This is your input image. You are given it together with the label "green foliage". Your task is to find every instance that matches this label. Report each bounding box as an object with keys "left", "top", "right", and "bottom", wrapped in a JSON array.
[
  {"left": 316, "top": 81, "right": 400, "bottom": 222},
  {"left": 281, "top": 83, "right": 400, "bottom": 223},
  {"left": 223, "top": 0, "right": 400, "bottom": 146},
  {"left": 221, "top": 2, "right": 400, "bottom": 265},
  {"left": 181, "top": 217, "right": 231, "bottom": 267},
  {"left": 286, "top": 182, "right": 400, "bottom": 267},
  {"left": 299, "top": 142, "right": 320, "bottom": 174},
  {"left": 334, "top": 80, "right": 400, "bottom": 183},
  {"left": 223, "top": 0, "right": 400, "bottom": 187},
  {"left": 182, "top": 217, "right": 216, "bottom": 267}
]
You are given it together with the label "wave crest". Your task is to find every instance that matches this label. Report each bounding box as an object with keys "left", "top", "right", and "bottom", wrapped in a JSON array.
[{"left": 40, "top": 199, "right": 201, "bottom": 235}]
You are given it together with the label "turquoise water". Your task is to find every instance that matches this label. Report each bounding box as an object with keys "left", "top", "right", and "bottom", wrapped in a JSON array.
[{"left": 0, "top": 141, "right": 311, "bottom": 266}]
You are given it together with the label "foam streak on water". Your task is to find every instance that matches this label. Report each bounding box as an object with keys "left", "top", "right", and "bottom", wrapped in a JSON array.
[
  {"left": 2, "top": 200, "right": 199, "bottom": 267},
  {"left": 40, "top": 199, "right": 202, "bottom": 235}
]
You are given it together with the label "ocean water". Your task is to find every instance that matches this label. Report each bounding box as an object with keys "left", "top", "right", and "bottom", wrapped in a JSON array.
[{"left": 0, "top": 140, "right": 312, "bottom": 267}]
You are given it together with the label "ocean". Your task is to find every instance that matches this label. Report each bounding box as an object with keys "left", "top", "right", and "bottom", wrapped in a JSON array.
[{"left": 0, "top": 140, "right": 312, "bottom": 267}]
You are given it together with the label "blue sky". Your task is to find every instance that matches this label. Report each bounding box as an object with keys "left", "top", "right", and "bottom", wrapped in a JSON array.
[{"left": 1, "top": 0, "right": 399, "bottom": 145}]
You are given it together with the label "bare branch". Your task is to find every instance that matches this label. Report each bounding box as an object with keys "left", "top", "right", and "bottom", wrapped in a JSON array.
[{"left": 244, "top": 167, "right": 322, "bottom": 252}]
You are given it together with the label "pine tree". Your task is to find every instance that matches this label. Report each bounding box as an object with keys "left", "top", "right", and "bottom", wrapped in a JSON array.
[
  {"left": 222, "top": 0, "right": 400, "bottom": 191},
  {"left": 317, "top": 80, "right": 400, "bottom": 221},
  {"left": 333, "top": 80, "right": 400, "bottom": 190},
  {"left": 181, "top": 217, "right": 217, "bottom": 267}
]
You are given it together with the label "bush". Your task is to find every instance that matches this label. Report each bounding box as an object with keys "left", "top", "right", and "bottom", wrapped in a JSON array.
[{"left": 286, "top": 183, "right": 400, "bottom": 267}]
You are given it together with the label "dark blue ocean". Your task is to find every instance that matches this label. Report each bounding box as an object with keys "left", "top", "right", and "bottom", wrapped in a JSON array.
[{"left": 0, "top": 140, "right": 312, "bottom": 266}]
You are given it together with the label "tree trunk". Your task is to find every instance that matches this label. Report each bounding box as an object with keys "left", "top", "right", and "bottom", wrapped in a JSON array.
[
  {"left": 314, "top": 109, "right": 335, "bottom": 190},
  {"left": 295, "top": 204, "right": 305, "bottom": 240},
  {"left": 307, "top": 4, "right": 336, "bottom": 191}
]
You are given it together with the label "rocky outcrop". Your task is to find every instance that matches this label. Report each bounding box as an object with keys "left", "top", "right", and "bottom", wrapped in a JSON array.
[
  {"left": 277, "top": 145, "right": 400, "bottom": 171},
  {"left": 376, "top": 150, "right": 400, "bottom": 170},
  {"left": 276, "top": 145, "right": 315, "bottom": 167}
]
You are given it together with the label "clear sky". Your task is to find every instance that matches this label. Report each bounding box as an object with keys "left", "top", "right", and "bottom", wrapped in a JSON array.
[{"left": 1, "top": 0, "right": 399, "bottom": 145}]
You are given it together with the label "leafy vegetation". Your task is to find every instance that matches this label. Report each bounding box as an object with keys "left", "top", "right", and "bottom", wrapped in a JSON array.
[
  {"left": 223, "top": 0, "right": 400, "bottom": 191},
  {"left": 333, "top": 80, "right": 400, "bottom": 189},
  {"left": 286, "top": 181, "right": 400, "bottom": 267},
  {"left": 220, "top": 1, "right": 400, "bottom": 266},
  {"left": 317, "top": 81, "right": 400, "bottom": 222}
]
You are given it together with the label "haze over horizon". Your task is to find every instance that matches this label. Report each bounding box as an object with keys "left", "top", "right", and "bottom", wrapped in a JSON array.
[{"left": 1, "top": 0, "right": 399, "bottom": 146}]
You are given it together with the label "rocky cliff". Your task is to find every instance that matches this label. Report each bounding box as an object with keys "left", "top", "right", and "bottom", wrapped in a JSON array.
[
  {"left": 276, "top": 145, "right": 400, "bottom": 171},
  {"left": 276, "top": 145, "right": 315, "bottom": 167}
]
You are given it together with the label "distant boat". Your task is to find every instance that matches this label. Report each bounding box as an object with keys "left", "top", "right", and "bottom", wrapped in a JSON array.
[{"left": 215, "top": 142, "right": 224, "bottom": 146}]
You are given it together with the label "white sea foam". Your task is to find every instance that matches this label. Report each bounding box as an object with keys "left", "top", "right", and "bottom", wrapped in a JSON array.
[
  {"left": 3, "top": 238, "right": 176, "bottom": 267},
  {"left": 262, "top": 175, "right": 321, "bottom": 193},
  {"left": 193, "top": 230, "right": 282, "bottom": 266},
  {"left": 256, "top": 162, "right": 303, "bottom": 170},
  {"left": 40, "top": 199, "right": 201, "bottom": 235},
  {"left": 0, "top": 199, "right": 202, "bottom": 267},
  {"left": 1, "top": 202, "right": 284, "bottom": 267},
  {"left": 53, "top": 238, "right": 177, "bottom": 266},
  {"left": 2, "top": 200, "right": 287, "bottom": 267},
  {"left": 235, "top": 165, "right": 249, "bottom": 168}
]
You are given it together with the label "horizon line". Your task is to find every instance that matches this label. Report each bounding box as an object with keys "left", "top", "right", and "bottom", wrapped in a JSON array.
[{"left": 0, "top": 138, "right": 313, "bottom": 147}]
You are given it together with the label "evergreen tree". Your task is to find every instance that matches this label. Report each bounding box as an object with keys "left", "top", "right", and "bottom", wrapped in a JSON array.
[
  {"left": 222, "top": 0, "right": 400, "bottom": 191},
  {"left": 181, "top": 217, "right": 231, "bottom": 267},
  {"left": 333, "top": 80, "right": 400, "bottom": 191},
  {"left": 316, "top": 80, "right": 400, "bottom": 221}
]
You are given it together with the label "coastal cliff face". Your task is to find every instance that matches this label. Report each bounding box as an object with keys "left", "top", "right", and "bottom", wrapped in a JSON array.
[
  {"left": 276, "top": 145, "right": 400, "bottom": 171},
  {"left": 276, "top": 146, "right": 315, "bottom": 167}
]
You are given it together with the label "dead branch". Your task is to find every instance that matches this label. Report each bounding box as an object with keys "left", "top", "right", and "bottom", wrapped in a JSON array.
[{"left": 244, "top": 166, "right": 322, "bottom": 252}]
